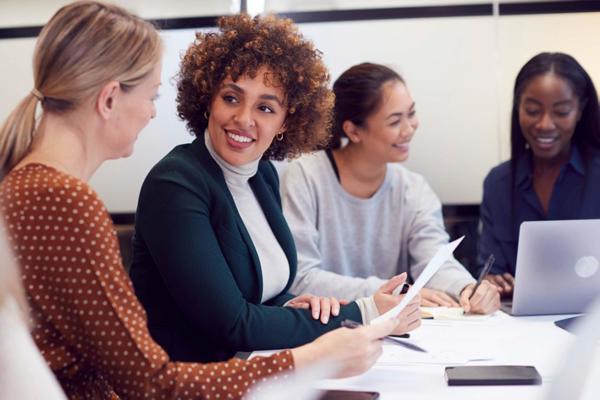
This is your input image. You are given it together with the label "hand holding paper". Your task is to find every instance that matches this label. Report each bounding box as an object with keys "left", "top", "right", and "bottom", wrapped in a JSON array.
[{"left": 372, "top": 236, "right": 465, "bottom": 324}]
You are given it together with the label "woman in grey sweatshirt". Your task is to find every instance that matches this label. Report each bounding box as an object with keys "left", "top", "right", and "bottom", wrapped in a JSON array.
[{"left": 281, "top": 63, "right": 500, "bottom": 315}]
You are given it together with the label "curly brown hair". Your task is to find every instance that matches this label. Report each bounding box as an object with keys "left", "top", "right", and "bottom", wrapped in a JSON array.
[{"left": 176, "top": 14, "right": 333, "bottom": 160}]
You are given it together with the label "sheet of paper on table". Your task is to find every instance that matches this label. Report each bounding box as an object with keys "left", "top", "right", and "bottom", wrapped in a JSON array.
[{"left": 376, "top": 342, "right": 495, "bottom": 366}]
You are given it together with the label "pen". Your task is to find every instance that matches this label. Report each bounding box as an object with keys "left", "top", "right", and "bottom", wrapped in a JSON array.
[
  {"left": 341, "top": 319, "right": 428, "bottom": 353},
  {"left": 392, "top": 282, "right": 410, "bottom": 296},
  {"left": 469, "top": 254, "right": 495, "bottom": 300}
]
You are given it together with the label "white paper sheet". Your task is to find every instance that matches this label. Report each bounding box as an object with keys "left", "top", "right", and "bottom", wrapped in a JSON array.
[
  {"left": 372, "top": 236, "right": 464, "bottom": 324},
  {"left": 377, "top": 344, "right": 493, "bottom": 366}
]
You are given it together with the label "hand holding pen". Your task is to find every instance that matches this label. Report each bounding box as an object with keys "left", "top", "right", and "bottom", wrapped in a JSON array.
[
  {"left": 372, "top": 273, "right": 422, "bottom": 335},
  {"left": 459, "top": 254, "right": 501, "bottom": 314}
]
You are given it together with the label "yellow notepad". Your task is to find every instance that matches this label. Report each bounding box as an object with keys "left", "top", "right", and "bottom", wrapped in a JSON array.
[{"left": 421, "top": 307, "right": 491, "bottom": 321}]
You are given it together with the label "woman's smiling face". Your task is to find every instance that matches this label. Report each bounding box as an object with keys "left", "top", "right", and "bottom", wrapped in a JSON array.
[
  {"left": 518, "top": 73, "right": 582, "bottom": 162},
  {"left": 353, "top": 80, "right": 419, "bottom": 163},
  {"left": 207, "top": 67, "right": 287, "bottom": 166}
]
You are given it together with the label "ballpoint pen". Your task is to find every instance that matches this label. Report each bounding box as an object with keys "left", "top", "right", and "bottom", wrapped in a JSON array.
[
  {"left": 341, "top": 319, "right": 428, "bottom": 353},
  {"left": 469, "top": 254, "right": 496, "bottom": 300},
  {"left": 392, "top": 282, "right": 410, "bottom": 296}
]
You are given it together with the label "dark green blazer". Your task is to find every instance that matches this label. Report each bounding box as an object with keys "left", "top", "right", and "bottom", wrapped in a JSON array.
[{"left": 130, "top": 138, "right": 361, "bottom": 362}]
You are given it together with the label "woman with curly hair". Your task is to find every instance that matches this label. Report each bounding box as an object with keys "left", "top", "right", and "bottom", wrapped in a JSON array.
[
  {"left": 0, "top": 3, "right": 405, "bottom": 398},
  {"left": 130, "top": 14, "right": 420, "bottom": 363}
]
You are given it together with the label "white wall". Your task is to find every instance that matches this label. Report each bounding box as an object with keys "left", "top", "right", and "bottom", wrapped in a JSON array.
[
  {"left": 89, "top": 28, "right": 202, "bottom": 212},
  {"left": 1, "top": 2, "right": 600, "bottom": 211},
  {"left": 497, "top": 12, "right": 600, "bottom": 160},
  {"left": 0, "top": 0, "right": 235, "bottom": 27},
  {"left": 300, "top": 16, "right": 499, "bottom": 204},
  {"left": 264, "top": 0, "right": 552, "bottom": 12}
]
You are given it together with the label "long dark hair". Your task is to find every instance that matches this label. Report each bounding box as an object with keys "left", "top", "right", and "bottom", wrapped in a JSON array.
[
  {"left": 329, "top": 63, "right": 404, "bottom": 148},
  {"left": 509, "top": 52, "right": 600, "bottom": 225},
  {"left": 510, "top": 52, "right": 600, "bottom": 176}
]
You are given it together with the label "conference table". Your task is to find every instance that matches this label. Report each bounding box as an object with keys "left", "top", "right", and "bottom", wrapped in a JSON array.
[{"left": 312, "top": 312, "right": 590, "bottom": 400}]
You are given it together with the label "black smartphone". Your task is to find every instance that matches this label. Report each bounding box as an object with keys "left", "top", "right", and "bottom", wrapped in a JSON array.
[
  {"left": 445, "top": 365, "right": 542, "bottom": 386},
  {"left": 318, "top": 390, "right": 380, "bottom": 400}
]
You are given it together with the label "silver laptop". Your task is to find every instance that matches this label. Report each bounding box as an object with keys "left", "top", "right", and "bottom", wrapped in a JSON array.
[{"left": 502, "top": 219, "right": 600, "bottom": 316}]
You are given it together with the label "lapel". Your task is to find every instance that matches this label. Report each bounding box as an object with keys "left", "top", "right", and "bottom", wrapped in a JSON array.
[
  {"left": 191, "top": 138, "right": 264, "bottom": 301},
  {"left": 190, "top": 137, "right": 297, "bottom": 298}
]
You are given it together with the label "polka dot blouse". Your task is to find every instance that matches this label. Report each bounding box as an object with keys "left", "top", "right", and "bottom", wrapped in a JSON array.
[{"left": 0, "top": 164, "right": 293, "bottom": 399}]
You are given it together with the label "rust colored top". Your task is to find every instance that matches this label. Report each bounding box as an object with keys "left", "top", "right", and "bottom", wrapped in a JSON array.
[{"left": 0, "top": 164, "right": 293, "bottom": 399}]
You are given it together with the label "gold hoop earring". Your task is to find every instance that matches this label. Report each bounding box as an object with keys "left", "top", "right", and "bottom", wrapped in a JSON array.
[
  {"left": 276, "top": 133, "right": 284, "bottom": 141},
  {"left": 204, "top": 111, "right": 209, "bottom": 120}
]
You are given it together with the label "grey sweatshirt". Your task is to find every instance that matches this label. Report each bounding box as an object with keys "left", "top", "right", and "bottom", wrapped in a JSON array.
[{"left": 281, "top": 151, "right": 475, "bottom": 301}]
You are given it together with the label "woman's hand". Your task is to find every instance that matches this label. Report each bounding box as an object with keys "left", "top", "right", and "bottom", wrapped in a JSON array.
[
  {"left": 420, "top": 288, "right": 459, "bottom": 307},
  {"left": 393, "top": 294, "right": 422, "bottom": 335},
  {"left": 290, "top": 317, "right": 399, "bottom": 378},
  {"left": 484, "top": 273, "right": 515, "bottom": 297},
  {"left": 459, "top": 281, "right": 500, "bottom": 314},
  {"left": 286, "top": 294, "right": 348, "bottom": 324},
  {"left": 372, "top": 273, "right": 421, "bottom": 335},
  {"left": 372, "top": 273, "right": 407, "bottom": 314}
]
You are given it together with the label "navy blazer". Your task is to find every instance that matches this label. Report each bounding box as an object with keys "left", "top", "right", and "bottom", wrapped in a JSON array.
[{"left": 130, "top": 137, "right": 361, "bottom": 362}]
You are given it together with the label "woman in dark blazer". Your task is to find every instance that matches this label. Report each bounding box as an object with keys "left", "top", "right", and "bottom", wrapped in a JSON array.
[{"left": 130, "top": 14, "right": 420, "bottom": 363}]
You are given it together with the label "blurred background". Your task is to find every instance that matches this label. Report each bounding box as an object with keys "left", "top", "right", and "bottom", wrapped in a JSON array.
[{"left": 2, "top": 0, "right": 599, "bottom": 271}]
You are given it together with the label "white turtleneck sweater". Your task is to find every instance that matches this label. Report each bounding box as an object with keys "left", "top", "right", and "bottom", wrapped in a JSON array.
[
  {"left": 205, "top": 133, "right": 290, "bottom": 303},
  {"left": 204, "top": 132, "right": 379, "bottom": 323}
]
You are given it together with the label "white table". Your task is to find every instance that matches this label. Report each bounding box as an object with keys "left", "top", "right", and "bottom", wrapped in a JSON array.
[{"left": 313, "top": 312, "right": 582, "bottom": 400}]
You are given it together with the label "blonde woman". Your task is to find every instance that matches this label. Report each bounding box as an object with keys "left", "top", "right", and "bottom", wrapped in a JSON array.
[{"left": 0, "top": 2, "right": 399, "bottom": 399}]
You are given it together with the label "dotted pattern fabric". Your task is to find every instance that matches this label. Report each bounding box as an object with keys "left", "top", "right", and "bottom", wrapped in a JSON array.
[{"left": 0, "top": 164, "right": 293, "bottom": 399}]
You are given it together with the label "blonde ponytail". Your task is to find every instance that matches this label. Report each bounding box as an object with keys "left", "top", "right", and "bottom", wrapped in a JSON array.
[
  {"left": 0, "top": 1, "right": 161, "bottom": 177},
  {"left": 0, "top": 93, "right": 40, "bottom": 176}
]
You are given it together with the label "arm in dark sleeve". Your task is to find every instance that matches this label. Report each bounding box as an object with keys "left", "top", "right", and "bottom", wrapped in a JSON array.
[
  {"left": 136, "top": 170, "right": 360, "bottom": 352},
  {"left": 477, "top": 174, "right": 511, "bottom": 276},
  {"left": 265, "top": 292, "right": 295, "bottom": 307}
]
